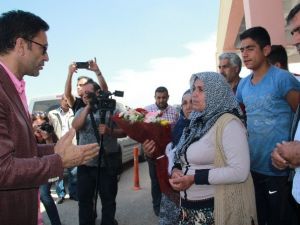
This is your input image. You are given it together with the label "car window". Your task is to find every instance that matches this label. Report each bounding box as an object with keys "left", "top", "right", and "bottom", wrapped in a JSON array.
[{"left": 30, "top": 99, "right": 60, "bottom": 113}]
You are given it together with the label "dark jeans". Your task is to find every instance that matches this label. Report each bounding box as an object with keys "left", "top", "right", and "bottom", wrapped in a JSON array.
[
  {"left": 251, "top": 171, "right": 296, "bottom": 225},
  {"left": 39, "top": 183, "right": 62, "bottom": 225},
  {"left": 56, "top": 167, "right": 78, "bottom": 199},
  {"left": 147, "top": 158, "right": 161, "bottom": 213},
  {"left": 77, "top": 165, "right": 118, "bottom": 225}
]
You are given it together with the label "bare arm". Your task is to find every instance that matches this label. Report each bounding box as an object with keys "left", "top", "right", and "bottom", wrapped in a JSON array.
[
  {"left": 286, "top": 90, "right": 300, "bottom": 113},
  {"left": 64, "top": 63, "right": 77, "bottom": 107},
  {"left": 88, "top": 58, "right": 108, "bottom": 91},
  {"left": 96, "top": 72, "right": 108, "bottom": 92},
  {"left": 72, "top": 105, "right": 90, "bottom": 131}
]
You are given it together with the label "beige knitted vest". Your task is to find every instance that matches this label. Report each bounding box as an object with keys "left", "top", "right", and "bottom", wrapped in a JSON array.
[{"left": 214, "top": 113, "right": 258, "bottom": 225}]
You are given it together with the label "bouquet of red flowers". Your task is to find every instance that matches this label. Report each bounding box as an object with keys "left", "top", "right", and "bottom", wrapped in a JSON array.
[
  {"left": 112, "top": 107, "right": 179, "bottom": 204},
  {"left": 112, "top": 107, "right": 172, "bottom": 159}
]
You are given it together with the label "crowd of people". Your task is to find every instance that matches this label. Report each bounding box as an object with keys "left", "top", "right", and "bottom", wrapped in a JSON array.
[{"left": 1, "top": 3, "right": 300, "bottom": 225}]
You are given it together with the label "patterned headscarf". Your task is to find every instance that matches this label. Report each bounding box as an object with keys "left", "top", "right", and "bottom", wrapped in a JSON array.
[{"left": 174, "top": 71, "right": 243, "bottom": 162}]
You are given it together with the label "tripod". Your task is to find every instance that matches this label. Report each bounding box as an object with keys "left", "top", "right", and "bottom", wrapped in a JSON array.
[{"left": 90, "top": 110, "right": 107, "bottom": 222}]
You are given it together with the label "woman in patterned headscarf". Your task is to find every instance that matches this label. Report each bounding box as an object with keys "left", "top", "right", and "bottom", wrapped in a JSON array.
[{"left": 169, "top": 72, "right": 256, "bottom": 225}]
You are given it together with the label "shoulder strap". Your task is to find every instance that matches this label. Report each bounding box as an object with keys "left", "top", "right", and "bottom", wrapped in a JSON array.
[
  {"left": 214, "top": 113, "right": 257, "bottom": 225},
  {"left": 214, "top": 113, "right": 238, "bottom": 167}
]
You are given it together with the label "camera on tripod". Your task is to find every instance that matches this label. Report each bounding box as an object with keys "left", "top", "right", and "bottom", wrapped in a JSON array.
[{"left": 87, "top": 90, "right": 124, "bottom": 112}]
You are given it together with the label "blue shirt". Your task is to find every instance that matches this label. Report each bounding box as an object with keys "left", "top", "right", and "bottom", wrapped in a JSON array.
[{"left": 236, "top": 66, "right": 300, "bottom": 176}]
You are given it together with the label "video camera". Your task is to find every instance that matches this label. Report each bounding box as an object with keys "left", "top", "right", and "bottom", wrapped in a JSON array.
[{"left": 87, "top": 90, "right": 124, "bottom": 112}]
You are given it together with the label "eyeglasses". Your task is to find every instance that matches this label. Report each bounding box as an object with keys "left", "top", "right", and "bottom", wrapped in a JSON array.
[
  {"left": 24, "top": 38, "right": 48, "bottom": 55},
  {"left": 291, "top": 26, "right": 300, "bottom": 36}
]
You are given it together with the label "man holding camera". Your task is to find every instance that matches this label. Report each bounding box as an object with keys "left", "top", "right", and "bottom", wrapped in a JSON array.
[
  {"left": 72, "top": 81, "right": 126, "bottom": 225},
  {"left": 64, "top": 58, "right": 108, "bottom": 114}
]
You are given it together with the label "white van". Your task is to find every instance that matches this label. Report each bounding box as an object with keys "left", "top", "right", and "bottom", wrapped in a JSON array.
[{"left": 28, "top": 95, "right": 145, "bottom": 164}]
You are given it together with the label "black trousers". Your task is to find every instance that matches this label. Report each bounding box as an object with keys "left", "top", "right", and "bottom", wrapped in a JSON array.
[
  {"left": 77, "top": 165, "right": 118, "bottom": 225},
  {"left": 251, "top": 171, "right": 297, "bottom": 225},
  {"left": 147, "top": 158, "right": 162, "bottom": 213}
]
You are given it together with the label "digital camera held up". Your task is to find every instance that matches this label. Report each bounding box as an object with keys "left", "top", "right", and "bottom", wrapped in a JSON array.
[
  {"left": 87, "top": 90, "right": 124, "bottom": 112},
  {"left": 39, "top": 122, "right": 54, "bottom": 133},
  {"left": 75, "top": 61, "right": 89, "bottom": 69}
]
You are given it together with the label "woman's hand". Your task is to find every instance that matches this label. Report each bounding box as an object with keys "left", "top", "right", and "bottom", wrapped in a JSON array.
[
  {"left": 170, "top": 168, "right": 183, "bottom": 179},
  {"left": 169, "top": 175, "right": 194, "bottom": 191},
  {"left": 142, "top": 139, "right": 156, "bottom": 158}
]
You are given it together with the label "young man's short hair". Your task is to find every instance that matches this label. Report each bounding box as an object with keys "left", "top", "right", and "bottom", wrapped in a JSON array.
[{"left": 240, "top": 26, "right": 271, "bottom": 49}]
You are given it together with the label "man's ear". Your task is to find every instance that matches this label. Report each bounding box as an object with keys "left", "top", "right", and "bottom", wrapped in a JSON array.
[
  {"left": 15, "top": 37, "right": 26, "bottom": 56},
  {"left": 263, "top": 45, "right": 271, "bottom": 57}
]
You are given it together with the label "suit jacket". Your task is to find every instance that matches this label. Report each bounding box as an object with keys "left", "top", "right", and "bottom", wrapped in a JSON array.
[
  {"left": 48, "top": 107, "right": 76, "bottom": 144},
  {"left": 0, "top": 65, "right": 64, "bottom": 225}
]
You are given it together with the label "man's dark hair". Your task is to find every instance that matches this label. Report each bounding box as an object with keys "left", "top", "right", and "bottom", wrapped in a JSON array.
[
  {"left": 77, "top": 76, "right": 92, "bottom": 82},
  {"left": 240, "top": 26, "right": 271, "bottom": 49},
  {"left": 287, "top": 3, "right": 300, "bottom": 25},
  {"left": 85, "top": 80, "right": 101, "bottom": 92},
  {"left": 0, "top": 10, "right": 49, "bottom": 54},
  {"left": 155, "top": 86, "right": 168, "bottom": 95},
  {"left": 268, "top": 45, "right": 288, "bottom": 70}
]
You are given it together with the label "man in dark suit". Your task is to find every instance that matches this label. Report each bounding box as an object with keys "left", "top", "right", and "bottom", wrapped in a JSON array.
[{"left": 0, "top": 10, "right": 99, "bottom": 225}]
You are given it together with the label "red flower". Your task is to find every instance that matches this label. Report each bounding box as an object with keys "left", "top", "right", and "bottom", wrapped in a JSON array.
[
  {"left": 112, "top": 112, "right": 179, "bottom": 203},
  {"left": 135, "top": 108, "right": 148, "bottom": 115},
  {"left": 112, "top": 115, "right": 171, "bottom": 158}
]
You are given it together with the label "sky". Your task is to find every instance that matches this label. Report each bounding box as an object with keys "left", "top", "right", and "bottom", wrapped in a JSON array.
[
  {"left": 1, "top": 1, "right": 221, "bottom": 107},
  {"left": 4, "top": 1, "right": 300, "bottom": 108}
]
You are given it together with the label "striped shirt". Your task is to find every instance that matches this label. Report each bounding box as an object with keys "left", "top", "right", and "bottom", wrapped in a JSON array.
[{"left": 145, "top": 104, "right": 178, "bottom": 126}]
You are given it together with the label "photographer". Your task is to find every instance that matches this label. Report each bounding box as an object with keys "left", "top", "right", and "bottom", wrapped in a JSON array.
[
  {"left": 32, "top": 112, "right": 61, "bottom": 225},
  {"left": 72, "top": 81, "right": 126, "bottom": 225},
  {"left": 64, "top": 58, "right": 108, "bottom": 114}
]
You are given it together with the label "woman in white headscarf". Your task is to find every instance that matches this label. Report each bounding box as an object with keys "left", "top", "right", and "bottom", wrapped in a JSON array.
[{"left": 169, "top": 72, "right": 257, "bottom": 225}]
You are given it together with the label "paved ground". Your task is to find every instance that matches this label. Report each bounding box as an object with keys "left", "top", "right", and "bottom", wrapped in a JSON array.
[{"left": 41, "top": 161, "right": 159, "bottom": 225}]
